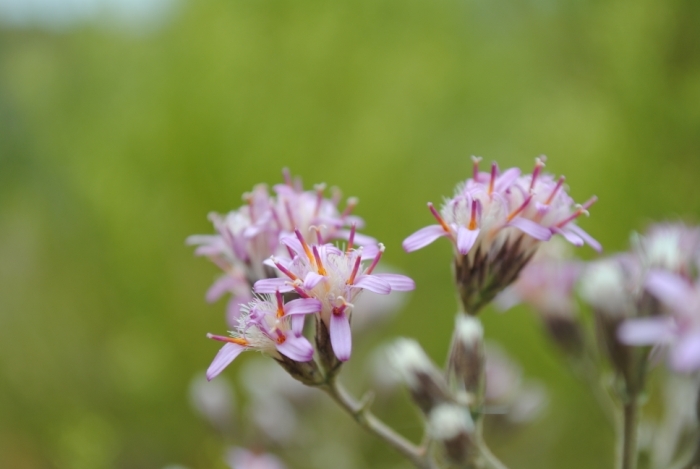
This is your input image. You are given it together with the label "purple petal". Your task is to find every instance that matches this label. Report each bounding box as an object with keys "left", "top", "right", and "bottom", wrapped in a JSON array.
[
  {"left": 330, "top": 313, "right": 352, "bottom": 361},
  {"left": 567, "top": 224, "right": 602, "bottom": 252},
  {"left": 456, "top": 226, "right": 480, "bottom": 255},
  {"left": 291, "top": 314, "right": 306, "bottom": 335},
  {"left": 253, "top": 278, "right": 293, "bottom": 293},
  {"left": 284, "top": 298, "right": 322, "bottom": 315},
  {"left": 303, "top": 272, "right": 326, "bottom": 289},
  {"left": 186, "top": 234, "right": 220, "bottom": 246},
  {"left": 360, "top": 244, "right": 379, "bottom": 260},
  {"left": 670, "top": 333, "right": 700, "bottom": 372},
  {"left": 207, "top": 343, "right": 246, "bottom": 381},
  {"left": 509, "top": 218, "right": 552, "bottom": 241},
  {"left": 495, "top": 167, "right": 521, "bottom": 191},
  {"left": 402, "top": 225, "right": 449, "bottom": 252},
  {"left": 645, "top": 270, "right": 694, "bottom": 311},
  {"left": 276, "top": 334, "right": 314, "bottom": 362},
  {"left": 206, "top": 276, "right": 237, "bottom": 303},
  {"left": 551, "top": 226, "right": 583, "bottom": 246},
  {"left": 280, "top": 235, "right": 305, "bottom": 258},
  {"left": 373, "top": 273, "right": 416, "bottom": 291},
  {"left": 194, "top": 244, "right": 226, "bottom": 257},
  {"left": 617, "top": 317, "right": 676, "bottom": 346},
  {"left": 353, "top": 275, "right": 391, "bottom": 294}
]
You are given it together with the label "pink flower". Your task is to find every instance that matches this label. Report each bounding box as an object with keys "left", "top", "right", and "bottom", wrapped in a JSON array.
[
  {"left": 618, "top": 270, "right": 700, "bottom": 373},
  {"left": 254, "top": 226, "right": 415, "bottom": 362},
  {"left": 205, "top": 291, "right": 321, "bottom": 380},
  {"left": 403, "top": 157, "right": 600, "bottom": 256}
]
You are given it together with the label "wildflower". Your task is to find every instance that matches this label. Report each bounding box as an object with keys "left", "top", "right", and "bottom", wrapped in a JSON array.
[
  {"left": 403, "top": 157, "right": 599, "bottom": 313},
  {"left": 188, "top": 170, "right": 373, "bottom": 315},
  {"left": 618, "top": 270, "right": 700, "bottom": 372},
  {"left": 446, "top": 314, "right": 484, "bottom": 399},
  {"left": 254, "top": 226, "right": 415, "bottom": 362},
  {"left": 205, "top": 292, "right": 321, "bottom": 380}
]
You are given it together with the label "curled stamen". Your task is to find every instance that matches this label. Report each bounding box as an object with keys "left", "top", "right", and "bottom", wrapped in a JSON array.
[
  {"left": 312, "top": 245, "right": 327, "bottom": 276},
  {"left": 309, "top": 225, "right": 325, "bottom": 244},
  {"left": 471, "top": 155, "right": 482, "bottom": 182},
  {"left": 313, "top": 183, "right": 326, "bottom": 217},
  {"left": 332, "top": 296, "right": 352, "bottom": 316},
  {"left": 555, "top": 196, "right": 598, "bottom": 228},
  {"left": 366, "top": 243, "right": 385, "bottom": 274},
  {"left": 292, "top": 279, "right": 311, "bottom": 298},
  {"left": 530, "top": 157, "right": 546, "bottom": 191},
  {"left": 207, "top": 333, "right": 248, "bottom": 346},
  {"left": 341, "top": 197, "right": 358, "bottom": 219}
]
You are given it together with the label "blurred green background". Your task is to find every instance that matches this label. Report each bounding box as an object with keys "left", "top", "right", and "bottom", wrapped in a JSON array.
[{"left": 1, "top": 0, "right": 699, "bottom": 468}]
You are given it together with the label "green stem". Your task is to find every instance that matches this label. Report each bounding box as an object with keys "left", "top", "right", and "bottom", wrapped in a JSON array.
[
  {"left": 322, "top": 376, "right": 435, "bottom": 469},
  {"left": 619, "top": 397, "right": 640, "bottom": 469}
]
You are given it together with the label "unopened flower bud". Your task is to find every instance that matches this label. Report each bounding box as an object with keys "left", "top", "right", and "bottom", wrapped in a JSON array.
[
  {"left": 389, "top": 338, "right": 449, "bottom": 414},
  {"left": 429, "top": 403, "right": 476, "bottom": 465},
  {"left": 447, "top": 314, "right": 484, "bottom": 402}
]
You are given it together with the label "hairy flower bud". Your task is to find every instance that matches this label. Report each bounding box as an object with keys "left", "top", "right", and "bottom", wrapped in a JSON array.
[
  {"left": 447, "top": 314, "right": 484, "bottom": 403},
  {"left": 429, "top": 404, "right": 476, "bottom": 465},
  {"left": 389, "top": 338, "right": 450, "bottom": 415}
]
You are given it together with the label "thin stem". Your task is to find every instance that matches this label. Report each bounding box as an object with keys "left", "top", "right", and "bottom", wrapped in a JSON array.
[
  {"left": 619, "top": 397, "right": 640, "bottom": 469},
  {"left": 322, "top": 376, "right": 434, "bottom": 469}
]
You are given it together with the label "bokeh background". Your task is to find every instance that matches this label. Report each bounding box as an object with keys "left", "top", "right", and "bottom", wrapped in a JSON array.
[{"left": 1, "top": 0, "right": 699, "bottom": 468}]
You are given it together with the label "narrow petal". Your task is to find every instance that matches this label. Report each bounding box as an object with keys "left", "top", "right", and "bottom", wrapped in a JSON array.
[
  {"left": 509, "top": 218, "right": 552, "bottom": 241},
  {"left": 194, "top": 245, "right": 226, "bottom": 257},
  {"left": 303, "top": 272, "right": 326, "bottom": 290},
  {"left": 567, "top": 224, "right": 602, "bottom": 252},
  {"left": 353, "top": 275, "right": 391, "bottom": 294},
  {"left": 330, "top": 313, "right": 352, "bottom": 361},
  {"left": 495, "top": 167, "right": 521, "bottom": 191},
  {"left": 373, "top": 273, "right": 416, "bottom": 291},
  {"left": 645, "top": 270, "right": 694, "bottom": 311},
  {"left": 670, "top": 333, "right": 700, "bottom": 372},
  {"left": 402, "top": 225, "right": 448, "bottom": 252},
  {"left": 551, "top": 226, "right": 583, "bottom": 246},
  {"left": 291, "top": 314, "right": 306, "bottom": 335},
  {"left": 456, "top": 226, "right": 480, "bottom": 255},
  {"left": 226, "top": 296, "right": 249, "bottom": 328},
  {"left": 186, "top": 234, "right": 220, "bottom": 246},
  {"left": 359, "top": 244, "right": 379, "bottom": 260},
  {"left": 207, "top": 343, "right": 246, "bottom": 381},
  {"left": 284, "top": 298, "right": 322, "bottom": 315},
  {"left": 254, "top": 278, "right": 293, "bottom": 293},
  {"left": 276, "top": 335, "right": 314, "bottom": 362},
  {"left": 280, "top": 235, "right": 305, "bottom": 258},
  {"left": 206, "top": 276, "right": 237, "bottom": 303},
  {"left": 617, "top": 317, "right": 676, "bottom": 346}
]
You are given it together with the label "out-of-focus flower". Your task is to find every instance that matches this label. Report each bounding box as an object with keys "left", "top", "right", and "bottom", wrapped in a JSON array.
[
  {"left": 255, "top": 227, "right": 414, "bottom": 362},
  {"left": 404, "top": 157, "right": 599, "bottom": 313},
  {"left": 632, "top": 223, "right": 700, "bottom": 275},
  {"left": 446, "top": 314, "right": 484, "bottom": 399},
  {"left": 189, "top": 372, "right": 235, "bottom": 431},
  {"left": 496, "top": 239, "right": 584, "bottom": 353},
  {"left": 205, "top": 293, "right": 321, "bottom": 380},
  {"left": 619, "top": 271, "right": 700, "bottom": 372},
  {"left": 225, "top": 447, "right": 287, "bottom": 469},
  {"left": 429, "top": 403, "right": 476, "bottom": 465},
  {"left": 188, "top": 170, "right": 372, "bottom": 319}
]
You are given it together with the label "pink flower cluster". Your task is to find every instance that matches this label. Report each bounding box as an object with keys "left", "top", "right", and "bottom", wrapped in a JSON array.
[
  {"left": 188, "top": 170, "right": 374, "bottom": 326},
  {"left": 403, "top": 157, "right": 600, "bottom": 256}
]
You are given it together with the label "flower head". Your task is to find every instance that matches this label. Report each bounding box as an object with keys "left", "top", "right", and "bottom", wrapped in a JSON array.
[
  {"left": 205, "top": 293, "right": 321, "bottom": 380},
  {"left": 404, "top": 157, "right": 599, "bottom": 314},
  {"left": 254, "top": 226, "right": 415, "bottom": 362}
]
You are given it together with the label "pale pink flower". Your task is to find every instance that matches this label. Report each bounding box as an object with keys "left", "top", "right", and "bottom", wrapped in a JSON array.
[
  {"left": 205, "top": 292, "right": 321, "bottom": 380},
  {"left": 254, "top": 227, "right": 415, "bottom": 361},
  {"left": 403, "top": 157, "right": 600, "bottom": 256}
]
